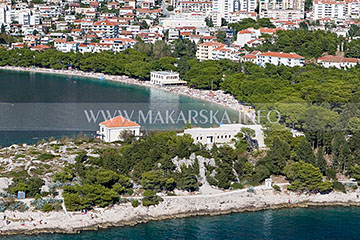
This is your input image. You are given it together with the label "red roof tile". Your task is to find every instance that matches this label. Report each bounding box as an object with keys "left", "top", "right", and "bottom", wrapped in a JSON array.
[{"left": 100, "top": 116, "right": 140, "bottom": 128}]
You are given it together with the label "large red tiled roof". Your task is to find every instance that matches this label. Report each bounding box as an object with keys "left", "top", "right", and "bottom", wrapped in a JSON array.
[
  {"left": 259, "top": 52, "right": 304, "bottom": 59},
  {"left": 318, "top": 55, "right": 359, "bottom": 63},
  {"left": 100, "top": 116, "right": 140, "bottom": 128}
]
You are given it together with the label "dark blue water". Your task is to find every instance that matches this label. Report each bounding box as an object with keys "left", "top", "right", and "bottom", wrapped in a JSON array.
[
  {"left": 0, "top": 70, "right": 237, "bottom": 146},
  {"left": 3, "top": 207, "right": 360, "bottom": 240}
]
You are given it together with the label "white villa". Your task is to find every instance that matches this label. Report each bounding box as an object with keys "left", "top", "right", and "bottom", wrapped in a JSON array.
[
  {"left": 180, "top": 124, "right": 266, "bottom": 149},
  {"left": 97, "top": 116, "right": 141, "bottom": 142},
  {"left": 257, "top": 52, "right": 305, "bottom": 67},
  {"left": 317, "top": 55, "right": 360, "bottom": 69},
  {"left": 150, "top": 71, "right": 187, "bottom": 86}
]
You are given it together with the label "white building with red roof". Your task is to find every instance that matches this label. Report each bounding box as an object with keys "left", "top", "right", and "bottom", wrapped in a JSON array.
[
  {"left": 178, "top": 0, "right": 212, "bottom": 14},
  {"left": 241, "top": 53, "right": 258, "bottom": 64},
  {"left": 136, "top": 31, "right": 163, "bottom": 43},
  {"left": 160, "top": 13, "right": 206, "bottom": 28},
  {"left": 259, "top": 0, "right": 304, "bottom": 21},
  {"left": 136, "top": 8, "right": 162, "bottom": 19},
  {"left": 313, "top": 0, "right": 346, "bottom": 19},
  {"left": 317, "top": 55, "right": 360, "bottom": 69},
  {"left": 257, "top": 52, "right": 305, "bottom": 67},
  {"left": 196, "top": 41, "right": 226, "bottom": 61},
  {"left": 228, "top": 11, "right": 257, "bottom": 23},
  {"left": 101, "top": 38, "right": 138, "bottom": 52},
  {"left": 234, "top": 27, "right": 283, "bottom": 47},
  {"left": 98, "top": 116, "right": 141, "bottom": 142},
  {"left": 312, "top": 0, "right": 360, "bottom": 20},
  {"left": 54, "top": 40, "right": 79, "bottom": 53},
  {"left": 212, "top": 46, "right": 241, "bottom": 61},
  {"left": 92, "top": 20, "right": 119, "bottom": 38}
]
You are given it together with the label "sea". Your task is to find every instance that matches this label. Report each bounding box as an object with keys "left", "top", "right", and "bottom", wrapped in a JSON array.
[
  {"left": 0, "top": 70, "right": 359, "bottom": 240},
  {"left": 3, "top": 207, "right": 360, "bottom": 240},
  {"left": 0, "top": 70, "right": 237, "bottom": 147}
]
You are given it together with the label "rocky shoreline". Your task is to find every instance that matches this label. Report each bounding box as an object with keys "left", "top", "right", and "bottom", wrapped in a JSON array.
[
  {"left": 1, "top": 186, "right": 360, "bottom": 236},
  {"left": 2, "top": 201, "right": 360, "bottom": 236}
]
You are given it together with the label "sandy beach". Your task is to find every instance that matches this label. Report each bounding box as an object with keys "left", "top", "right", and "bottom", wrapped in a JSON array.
[{"left": 0, "top": 184, "right": 359, "bottom": 235}]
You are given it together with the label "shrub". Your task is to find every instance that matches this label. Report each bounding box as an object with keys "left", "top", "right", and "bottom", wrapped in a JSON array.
[
  {"left": 63, "top": 184, "right": 119, "bottom": 211},
  {"left": 131, "top": 199, "right": 140, "bottom": 208},
  {"left": 326, "top": 169, "right": 337, "bottom": 180},
  {"left": 141, "top": 190, "right": 163, "bottom": 207},
  {"left": 42, "top": 203, "right": 54, "bottom": 212},
  {"left": 333, "top": 181, "right": 346, "bottom": 193},
  {"left": 231, "top": 182, "right": 244, "bottom": 189},
  {"left": 142, "top": 195, "right": 163, "bottom": 207},
  {"left": 272, "top": 184, "right": 281, "bottom": 191},
  {"left": 35, "top": 193, "right": 42, "bottom": 200},
  {"left": 37, "top": 153, "right": 55, "bottom": 161},
  {"left": 0, "top": 199, "right": 29, "bottom": 212},
  {"left": 7, "top": 177, "right": 45, "bottom": 198},
  {"left": 143, "top": 190, "right": 156, "bottom": 197},
  {"left": 206, "top": 175, "right": 217, "bottom": 186}
]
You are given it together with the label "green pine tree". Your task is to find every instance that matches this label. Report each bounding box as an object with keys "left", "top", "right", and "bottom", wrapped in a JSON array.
[
  {"left": 267, "top": 138, "right": 290, "bottom": 174},
  {"left": 339, "top": 141, "right": 351, "bottom": 174},
  {"left": 316, "top": 146, "right": 326, "bottom": 174},
  {"left": 296, "top": 138, "right": 316, "bottom": 166}
]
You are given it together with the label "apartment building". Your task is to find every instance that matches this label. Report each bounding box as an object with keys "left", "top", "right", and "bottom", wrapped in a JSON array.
[
  {"left": 160, "top": 13, "right": 206, "bottom": 28},
  {"left": 92, "top": 20, "right": 119, "bottom": 38},
  {"left": 235, "top": 27, "right": 282, "bottom": 47},
  {"left": 178, "top": 0, "right": 212, "bottom": 13},
  {"left": 259, "top": 0, "right": 305, "bottom": 20},
  {"left": 257, "top": 52, "right": 305, "bottom": 67},
  {"left": 54, "top": 40, "right": 79, "bottom": 52},
  {"left": 228, "top": 11, "right": 256, "bottom": 23},
  {"left": 212, "top": 46, "right": 241, "bottom": 61},
  {"left": 312, "top": 0, "right": 360, "bottom": 19},
  {"left": 317, "top": 55, "right": 360, "bottom": 69},
  {"left": 196, "top": 41, "right": 226, "bottom": 60},
  {"left": 312, "top": 0, "right": 346, "bottom": 19}
]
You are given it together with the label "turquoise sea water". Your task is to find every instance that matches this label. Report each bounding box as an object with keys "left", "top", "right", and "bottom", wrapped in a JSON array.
[
  {"left": 3, "top": 207, "right": 360, "bottom": 240},
  {"left": 0, "top": 70, "right": 237, "bottom": 146}
]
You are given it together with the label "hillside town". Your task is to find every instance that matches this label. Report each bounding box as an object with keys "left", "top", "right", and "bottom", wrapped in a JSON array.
[{"left": 1, "top": 0, "right": 360, "bottom": 68}]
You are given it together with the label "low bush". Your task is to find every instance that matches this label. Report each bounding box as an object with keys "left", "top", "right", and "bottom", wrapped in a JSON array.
[
  {"left": 131, "top": 199, "right": 140, "bottom": 208},
  {"left": 272, "top": 184, "right": 281, "bottom": 192},
  {"left": 141, "top": 190, "right": 163, "bottom": 207},
  {"left": 42, "top": 203, "right": 54, "bottom": 212},
  {"left": 231, "top": 182, "right": 244, "bottom": 189},
  {"left": 37, "top": 153, "right": 55, "bottom": 161},
  {"left": 326, "top": 169, "right": 337, "bottom": 180},
  {"left": 333, "top": 181, "right": 346, "bottom": 193}
]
